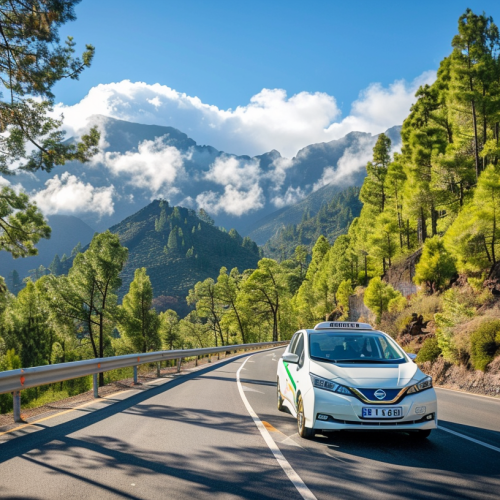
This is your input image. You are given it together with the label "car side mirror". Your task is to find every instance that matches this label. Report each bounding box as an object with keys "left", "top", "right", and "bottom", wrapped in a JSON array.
[
  {"left": 282, "top": 353, "right": 299, "bottom": 364},
  {"left": 406, "top": 353, "right": 417, "bottom": 361}
]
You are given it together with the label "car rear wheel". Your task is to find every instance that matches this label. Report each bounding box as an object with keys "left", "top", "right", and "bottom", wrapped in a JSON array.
[
  {"left": 277, "top": 378, "right": 285, "bottom": 412},
  {"left": 297, "top": 395, "right": 314, "bottom": 439},
  {"left": 409, "top": 429, "right": 432, "bottom": 440}
]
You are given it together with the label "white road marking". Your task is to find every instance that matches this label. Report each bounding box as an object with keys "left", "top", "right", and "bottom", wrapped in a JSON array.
[
  {"left": 237, "top": 355, "right": 317, "bottom": 500},
  {"left": 438, "top": 425, "right": 500, "bottom": 453}
]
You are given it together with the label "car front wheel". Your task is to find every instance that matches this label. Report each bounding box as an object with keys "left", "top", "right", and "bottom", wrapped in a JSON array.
[{"left": 297, "top": 394, "right": 314, "bottom": 439}]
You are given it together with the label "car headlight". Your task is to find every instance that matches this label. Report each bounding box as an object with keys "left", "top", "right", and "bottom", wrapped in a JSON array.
[
  {"left": 310, "top": 374, "right": 353, "bottom": 396},
  {"left": 406, "top": 376, "right": 433, "bottom": 395}
]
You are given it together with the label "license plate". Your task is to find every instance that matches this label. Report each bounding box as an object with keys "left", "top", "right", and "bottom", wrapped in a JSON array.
[{"left": 362, "top": 407, "right": 402, "bottom": 419}]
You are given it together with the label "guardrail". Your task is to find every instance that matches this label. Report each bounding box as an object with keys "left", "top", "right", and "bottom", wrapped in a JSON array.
[{"left": 0, "top": 341, "right": 288, "bottom": 423}]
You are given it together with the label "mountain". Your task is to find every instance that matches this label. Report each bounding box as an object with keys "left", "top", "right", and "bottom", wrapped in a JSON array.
[
  {"left": 262, "top": 186, "right": 363, "bottom": 260},
  {"left": 109, "top": 200, "right": 260, "bottom": 315},
  {"left": 13, "top": 116, "right": 401, "bottom": 236},
  {"left": 0, "top": 215, "right": 95, "bottom": 287},
  {"left": 244, "top": 183, "right": 349, "bottom": 245}
]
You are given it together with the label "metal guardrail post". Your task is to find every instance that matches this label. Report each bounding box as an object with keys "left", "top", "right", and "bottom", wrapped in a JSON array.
[
  {"left": 133, "top": 366, "right": 138, "bottom": 384},
  {"left": 93, "top": 373, "right": 99, "bottom": 398},
  {"left": 156, "top": 362, "right": 160, "bottom": 378},
  {"left": 177, "top": 358, "right": 181, "bottom": 373},
  {"left": 13, "top": 390, "right": 22, "bottom": 423}
]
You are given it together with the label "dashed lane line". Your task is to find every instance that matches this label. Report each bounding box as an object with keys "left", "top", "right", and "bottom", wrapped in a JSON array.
[
  {"left": 236, "top": 355, "right": 317, "bottom": 500},
  {"left": 438, "top": 425, "right": 500, "bottom": 453}
]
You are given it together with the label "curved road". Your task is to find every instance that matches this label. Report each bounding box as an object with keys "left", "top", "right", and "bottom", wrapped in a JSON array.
[{"left": 0, "top": 347, "right": 499, "bottom": 499}]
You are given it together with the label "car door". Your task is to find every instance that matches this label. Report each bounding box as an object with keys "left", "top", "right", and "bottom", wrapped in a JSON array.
[{"left": 283, "top": 332, "right": 305, "bottom": 408}]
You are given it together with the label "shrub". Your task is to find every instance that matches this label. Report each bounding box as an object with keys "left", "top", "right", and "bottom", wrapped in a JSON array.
[
  {"left": 364, "top": 277, "right": 402, "bottom": 323},
  {"left": 416, "top": 337, "right": 442, "bottom": 363},
  {"left": 414, "top": 235, "right": 456, "bottom": 293},
  {"left": 470, "top": 320, "right": 500, "bottom": 371}
]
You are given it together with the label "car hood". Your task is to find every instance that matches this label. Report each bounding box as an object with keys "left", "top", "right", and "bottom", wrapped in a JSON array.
[{"left": 310, "top": 359, "right": 418, "bottom": 388}]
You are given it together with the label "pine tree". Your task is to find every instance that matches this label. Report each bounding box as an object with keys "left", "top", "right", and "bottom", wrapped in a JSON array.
[
  {"left": 360, "top": 133, "right": 391, "bottom": 213},
  {"left": 71, "top": 242, "right": 82, "bottom": 257},
  {"left": 44, "top": 231, "right": 128, "bottom": 386},
  {"left": 119, "top": 268, "right": 160, "bottom": 353},
  {"left": 414, "top": 236, "right": 457, "bottom": 292},
  {"left": 159, "top": 309, "right": 180, "bottom": 350},
  {"left": 49, "top": 254, "right": 62, "bottom": 276},
  {"left": 167, "top": 227, "right": 178, "bottom": 250}
]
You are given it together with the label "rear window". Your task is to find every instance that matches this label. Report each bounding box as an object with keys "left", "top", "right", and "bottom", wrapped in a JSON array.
[{"left": 308, "top": 332, "right": 406, "bottom": 364}]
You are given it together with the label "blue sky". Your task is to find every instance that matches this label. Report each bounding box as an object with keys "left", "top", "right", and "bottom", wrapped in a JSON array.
[{"left": 55, "top": 0, "right": 500, "bottom": 113}]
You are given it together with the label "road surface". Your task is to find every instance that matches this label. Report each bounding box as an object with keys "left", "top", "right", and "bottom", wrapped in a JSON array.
[{"left": 0, "top": 347, "right": 499, "bottom": 499}]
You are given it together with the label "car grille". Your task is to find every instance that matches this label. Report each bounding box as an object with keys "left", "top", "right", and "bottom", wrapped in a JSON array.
[
  {"left": 326, "top": 414, "right": 434, "bottom": 426},
  {"left": 349, "top": 387, "right": 408, "bottom": 404}
]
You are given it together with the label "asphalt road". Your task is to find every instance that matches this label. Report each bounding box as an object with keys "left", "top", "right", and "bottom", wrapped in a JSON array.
[{"left": 0, "top": 347, "right": 499, "bottom": 499}]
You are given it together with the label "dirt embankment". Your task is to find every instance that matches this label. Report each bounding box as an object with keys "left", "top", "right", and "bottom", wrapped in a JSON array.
[{"left": 420, "top": 357, "right": 500, "bottom": 398}]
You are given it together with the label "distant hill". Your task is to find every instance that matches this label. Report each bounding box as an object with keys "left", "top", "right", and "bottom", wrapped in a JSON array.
[
  {"left": 262, "top": 187, "right": 362, "bottom": 260},
  {"left": 109, "top": 200, "right": 261, "bottom": 315},
  {"left": 0, "top": 215, "right": 95, "bottom": 288}
]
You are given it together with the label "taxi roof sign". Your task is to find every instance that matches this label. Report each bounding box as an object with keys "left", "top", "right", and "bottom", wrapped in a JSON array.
[{"left": 313, "top": 321, "right": 373, "bottom": 331}]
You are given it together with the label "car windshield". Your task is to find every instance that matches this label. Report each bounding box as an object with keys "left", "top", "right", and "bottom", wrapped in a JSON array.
[{"left": 309, "top": 332, "right": 406, "bottom": 364}]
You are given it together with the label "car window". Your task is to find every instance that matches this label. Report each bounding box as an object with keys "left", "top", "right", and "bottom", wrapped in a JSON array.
[
  {"left": 288, "top": 333, "right": 299, "bottom": 353},
  {"left": 292, "top": 333, "right": 304, "bottom": 357}
]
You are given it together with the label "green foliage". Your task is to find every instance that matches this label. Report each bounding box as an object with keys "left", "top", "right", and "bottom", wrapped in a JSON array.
[
  {"left": 364, "top": 278, "right": 402, "bottom": 323},
  {"left": 155, "top": 206, "right": 167, "bottom": 232},
  {"left": 43, "top": 231, "right": 128, "bottom": 385},
  {"left": 0, "top": 1, "right": 99, "bottom": 174},
  {"left": 118, "top": 268, "right": 160, "bottom": 353},
  {"left": 470, "top": 320, "right": 500, "bottom": 371},
  {"left": 5, "top": 280, "right": 55, "bottom": 368},
  {"left": 446, "top": 166, "right": 500, "bottom": 272},
  {"left": 0, "top": 187, "right": 50, "bottom": 258},
  {"left": 416, "top": 337, "right": 442, "bottom": 363},
  {"left": 414, "top": 236, "right": 457, "bottom": 292},
  {"left": 336, "top": 280, "right": 353, "bottom": 320},
  {"left": 434, "top": 289, "right": 475, "bottom": 362},
  {"left": 159, "top": 309, "right": 181, "bottom": 350}
]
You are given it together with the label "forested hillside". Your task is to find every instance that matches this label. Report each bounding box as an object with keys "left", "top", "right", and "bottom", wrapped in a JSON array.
[
  {"left": 109, "top": 200, "right": 260, "bottom": 313},
  {"left": 262, "top": 187, "right": 362, "bottom": 260}
]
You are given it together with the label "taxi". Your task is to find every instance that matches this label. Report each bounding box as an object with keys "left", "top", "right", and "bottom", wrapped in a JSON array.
[{"left": 276, "top": 321, "right": 437, "bottom": 439}]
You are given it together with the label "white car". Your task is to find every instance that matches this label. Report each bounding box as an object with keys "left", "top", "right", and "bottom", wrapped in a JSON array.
[{"left": 277, "top": 321, "right": 437, "bottom": 439}]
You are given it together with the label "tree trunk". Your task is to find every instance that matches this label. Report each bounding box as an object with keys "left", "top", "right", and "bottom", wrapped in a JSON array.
[
  {"left": 420, "top": 207, "right": 427, "bottom": 243},
  {"left": 471, "top": 98, "right": 481, "bottom": 179},
  {"left": 364, "top": 255, "right": 368, "bottom": 286}
]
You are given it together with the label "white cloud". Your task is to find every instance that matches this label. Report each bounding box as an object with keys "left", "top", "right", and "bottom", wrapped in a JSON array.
[
  {"left": 204, "top": 155, "right": 261, "bottom": 189},
  {"left": 196, "top": 184, "right": 264, "bottom": 217},
  {"left": 93, "top": 137, "right": 189, "bottom": 195},
  {"left": 55, "top": 71, "right": 434, "bottom": 158},
  {"left": 272, "top": 186, "right": 307, "bottom": 208},
  {"left": 313, "top": 135, "right": 379, "bottom": 191},
  {"left": 32, "top": 173, "right": 115, "bottom": 216}
]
